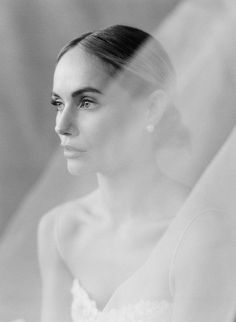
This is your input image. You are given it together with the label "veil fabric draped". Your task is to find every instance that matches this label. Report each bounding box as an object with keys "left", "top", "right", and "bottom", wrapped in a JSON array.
[{"left": 0, "top": 0, "right": 236, "bottom": 321}]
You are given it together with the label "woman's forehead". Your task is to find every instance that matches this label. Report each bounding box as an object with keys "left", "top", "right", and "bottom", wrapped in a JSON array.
[{"left": 53, "top": 46, "right": 111, "bottom": 96}]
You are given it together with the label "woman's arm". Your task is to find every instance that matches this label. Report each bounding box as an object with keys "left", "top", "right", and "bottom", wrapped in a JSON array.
[
  {"left": 171, "top": 210, "right": 236, "bottom": 322},
  {"left": 37, "top": 210, "right": 73, "bottom": 322}
]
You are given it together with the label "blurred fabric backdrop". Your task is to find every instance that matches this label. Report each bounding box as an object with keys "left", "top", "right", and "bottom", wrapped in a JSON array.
[{"left": 0, "top": 0, "right": 235, "bottom": 321}]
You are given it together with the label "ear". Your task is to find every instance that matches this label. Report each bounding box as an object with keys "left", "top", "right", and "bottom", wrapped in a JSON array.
[{"left": 146, "top": 89, "right": 168, "bottom": 127}]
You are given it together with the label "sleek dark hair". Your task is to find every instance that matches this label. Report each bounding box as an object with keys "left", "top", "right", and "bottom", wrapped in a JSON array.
[
  {"left": 57, "top": 25, "right": 176, "bottom": 95},
  {"left": 56, "top": 25, "right": 189, "bottom": 149}
]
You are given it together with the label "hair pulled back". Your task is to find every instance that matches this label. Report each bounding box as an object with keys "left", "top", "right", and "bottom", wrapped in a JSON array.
[{"left": 57, "top": 25, "right": 189, "bottom": 149}]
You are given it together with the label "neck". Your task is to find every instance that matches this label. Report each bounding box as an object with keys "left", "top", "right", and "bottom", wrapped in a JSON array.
[{"left": 96, "top": 153, "right": 172, "bottom": 226}]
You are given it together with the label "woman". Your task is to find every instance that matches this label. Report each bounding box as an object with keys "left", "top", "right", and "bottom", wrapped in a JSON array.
[{"left": 38, "top": 25, "right": 235, "bottom": 322}]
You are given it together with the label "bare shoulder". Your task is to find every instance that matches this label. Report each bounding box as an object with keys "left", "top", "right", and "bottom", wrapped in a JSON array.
[
  {"left": 38, "top": 190, "right": 99, "bottom": 245},
  {"left": 172, "top": 209, "right": 236, "bottom": 303},
  {"left": 174, "top": 209, "right": 233, "bottom": 271},
  {"left": 184, "top": 209, "right": 231, "bottom": 247}
]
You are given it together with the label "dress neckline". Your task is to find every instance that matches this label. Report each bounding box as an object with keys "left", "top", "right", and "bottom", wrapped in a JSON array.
[
  {"left": 73, "top": 216, "right": 175, "bottom": 312},
  {"left": 72, "top": 278, "right": 171, "bottom": 315}
]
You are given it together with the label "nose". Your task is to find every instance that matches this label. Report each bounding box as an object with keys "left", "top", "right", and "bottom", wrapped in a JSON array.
[{"left": 54, "top": 108, "right": 78, "bottom": 137}]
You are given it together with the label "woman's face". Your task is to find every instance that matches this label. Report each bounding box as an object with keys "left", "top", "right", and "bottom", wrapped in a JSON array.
[{"left": 52, "top": 46, "right": 149, "bottom": 175}]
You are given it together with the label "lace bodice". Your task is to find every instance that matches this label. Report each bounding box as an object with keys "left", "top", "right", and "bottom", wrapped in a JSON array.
[{"left": 71, "top": 279, "right": 172, "bottom": 322}]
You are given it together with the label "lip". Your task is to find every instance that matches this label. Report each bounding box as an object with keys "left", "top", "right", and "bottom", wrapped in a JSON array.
[{"left": 62, "top": 145, "right": 86, "bottom": 159}]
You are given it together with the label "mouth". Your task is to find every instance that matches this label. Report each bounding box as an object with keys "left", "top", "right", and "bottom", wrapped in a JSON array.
[{"left": 63, "top": 145, "right": 86, "bottom": 159}]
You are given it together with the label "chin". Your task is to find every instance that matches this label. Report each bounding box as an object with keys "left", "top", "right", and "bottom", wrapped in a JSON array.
[{"left": 66, "top": 159, "right": 93, "bottom": 176}]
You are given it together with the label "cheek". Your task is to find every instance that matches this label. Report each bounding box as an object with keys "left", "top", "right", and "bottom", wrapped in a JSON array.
[
  {"left": 79, "top": 113, "right": 120, "bottom": 163},
  {"left": 79, "top": 97, "right": 144, "bottom": 161},
  {"left": 91, "top": 112, "right": 141, "bottom": 160},
  {"left": 83, "top": 112, "right": 121, "bottom": 150}
]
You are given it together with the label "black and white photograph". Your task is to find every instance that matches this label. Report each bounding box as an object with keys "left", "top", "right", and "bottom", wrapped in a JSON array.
[{"left": 0, "top": 0, "right": 236, "bottom": 321}]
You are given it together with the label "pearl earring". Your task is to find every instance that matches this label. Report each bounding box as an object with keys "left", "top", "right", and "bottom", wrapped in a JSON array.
[{"left": 146, "top": 124, "right": 155, "bottom": 133}]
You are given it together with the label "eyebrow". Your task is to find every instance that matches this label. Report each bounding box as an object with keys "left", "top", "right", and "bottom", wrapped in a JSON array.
[{"left": 51, "top": 87, "right": 103, "bottom": 98}]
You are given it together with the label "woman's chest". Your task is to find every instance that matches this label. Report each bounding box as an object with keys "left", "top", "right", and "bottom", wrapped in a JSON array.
[{"left": 64, "top": 220, "right": 173, "bottom": 310}]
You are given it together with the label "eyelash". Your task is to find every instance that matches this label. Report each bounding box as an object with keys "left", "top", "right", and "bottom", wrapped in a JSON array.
[
  {"left": 50, "top": 99, "right": 63, "bottom": 112},
  {"left": 50, "top": 97, "right": 97, "bottom": 112},
  {"left": 79, "top": 98, "right": 96, "bottom": 109}
]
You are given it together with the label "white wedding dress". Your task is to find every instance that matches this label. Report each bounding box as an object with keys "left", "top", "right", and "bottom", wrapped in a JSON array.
[{"left": 71, "top": 278, "right": 172, "bottom": 322}]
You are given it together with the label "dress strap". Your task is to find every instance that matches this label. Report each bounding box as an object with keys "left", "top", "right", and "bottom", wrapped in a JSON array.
[{"left": 168, "top": 207, "right": 225, "bottom": 297}]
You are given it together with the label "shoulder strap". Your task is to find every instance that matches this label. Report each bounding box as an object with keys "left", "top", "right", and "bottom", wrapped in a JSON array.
[{"left": 168, "top": 207, "right": 225, "bottom": 297}]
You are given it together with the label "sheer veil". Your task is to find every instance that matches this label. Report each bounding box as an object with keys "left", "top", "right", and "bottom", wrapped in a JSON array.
[{"left": 0, "top": 0, "right": 235, "bottom": 321}]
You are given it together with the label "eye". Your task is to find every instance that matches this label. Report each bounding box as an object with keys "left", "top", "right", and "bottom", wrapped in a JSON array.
[
  {"left": 79, "top": 98, "right": 97, "bottom": 110},
  {"left": 50, "top": 99, "right": 64, "bottom": 112}
]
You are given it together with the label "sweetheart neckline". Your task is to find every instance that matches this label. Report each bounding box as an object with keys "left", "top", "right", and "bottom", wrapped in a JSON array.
[
  {"left": 72, "top": 278, "right": 171, "bottom": 315},
  {"left": 72, "top": 217, "right": 175, "bottom": 312}
]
